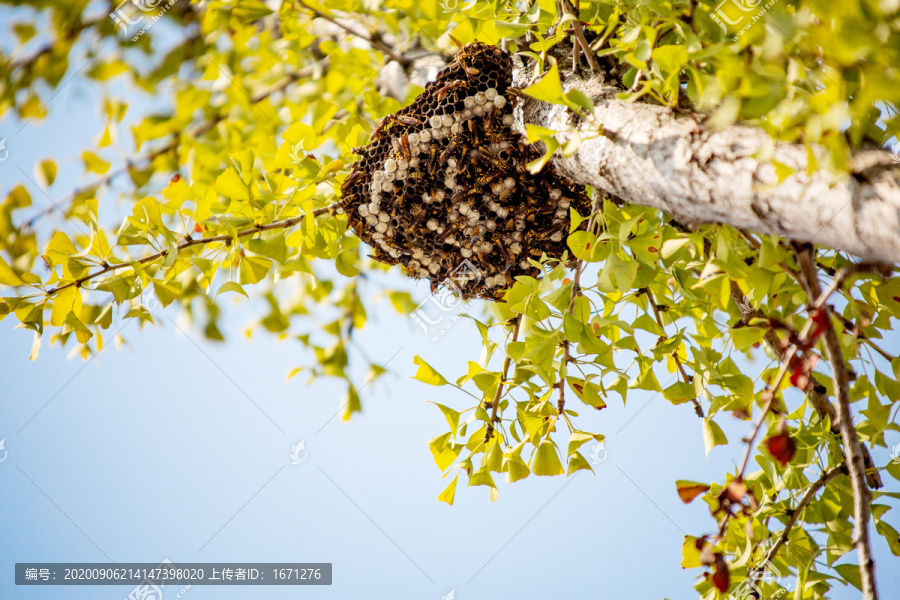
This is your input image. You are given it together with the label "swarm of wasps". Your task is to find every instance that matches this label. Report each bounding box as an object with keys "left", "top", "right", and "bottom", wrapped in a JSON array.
[{"left": 340, "top": 42, "right": 590, "bottom": 300}]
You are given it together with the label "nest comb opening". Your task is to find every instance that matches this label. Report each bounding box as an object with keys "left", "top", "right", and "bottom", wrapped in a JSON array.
[{"left": 340, "top": 42, "right": 590, "bottom": 300}]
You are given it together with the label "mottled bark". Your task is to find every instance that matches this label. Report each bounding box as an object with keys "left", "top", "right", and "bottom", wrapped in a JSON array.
[{"left": 517, "top": 74, "right": 900, "bottom": 264}]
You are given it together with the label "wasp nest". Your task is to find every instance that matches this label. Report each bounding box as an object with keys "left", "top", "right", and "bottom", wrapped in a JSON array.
[{"left": 340, "top": 42, "right": 590, "bottom": 300}]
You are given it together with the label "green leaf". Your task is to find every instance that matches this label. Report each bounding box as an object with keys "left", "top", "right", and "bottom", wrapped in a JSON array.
[
  {"left": 215, "top": 167, "right": 250, "bottom": 200},
  {"left": 428, "top": 432, "right": 465, "bottom": 471},
  {"left": 568, "top": 231, "right": 599, "bottom": 261},
  {"left": 413, "top": 356, "right": 448, "bottom": 386},
  {"left": 438, "top": 472, "right": 459, "bottom": 505},
  {"left": 152, "top": 280, "right": 181, "bottom": 307},
  {"left": 730, "top": 326, "right": 768, "bottom": 351},
  {"left": 35, "top": 159, "right": 57, "bottom": 187},
  {"left": 651, "top": 45, "right": 689, "bottom": 74},
  {"left": 566, "top": 452, "right": 593, "bottom": 476},
  {"left": 0, "top": 256, "right": 24, "bottom": 286},
  {"left": 521, "top": 59, "right": 566, "bottom": 105},
  {"left": 81, "top": 151, "right": 109, "bottom": 175},
  {"left": 239, "top": 255, "right": 272, "bottom": 285},
  {"left": 216, "top": 281, "right": 249, "bottom": 298},
  {"left": 50, "top": 286, "right": 80, "bottom": 327},
  {"left": 834, "top": 563, "right": 862, "bottom": 591},
  {"left": 532, "top": 440, "right": 564, "bottom": 476},
  {"left": 663, "top": 381, "right": 695, "bottom": 405},
  {"left": 598, "top": 253, "right": 637, "bottom": 292},
  {"left": 341, "top": 385, "right": 361, "bottom": 421},
  {"left": 565, "top": 89, "right": 594, "bottom": 115},
  {"left": 703, "top": 418, "right": 728, "bottom": 456},
  {"left": 431, "top": 402, "right": 460, "bottom": 434}
]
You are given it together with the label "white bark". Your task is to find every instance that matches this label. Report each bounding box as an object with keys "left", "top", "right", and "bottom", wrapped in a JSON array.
[{"left": 520, "top": 76, "right": 900, "bottom": 264}]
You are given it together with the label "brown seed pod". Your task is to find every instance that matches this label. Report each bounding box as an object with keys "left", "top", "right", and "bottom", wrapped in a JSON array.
[{"left": 340, "top": 42, "right": 591, "bottom": 300}]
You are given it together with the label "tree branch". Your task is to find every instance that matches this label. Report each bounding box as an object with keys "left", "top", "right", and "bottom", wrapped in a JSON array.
[
  {"left": 759, "top": 463, "right": 846, "bottom": 572},
  {"left": 796, "top": 247, "right": 880, "bottom": 600},
  {"left": 729, "top": 280, "right": 883, "bottom": 489},
  {"left": 644, "top": 286, "right": 702, "bottom": 417},
  {"left": 520, "top": 77, "right": 900, "bottom": 263},
  {"left": 22, "top": 59, "right": 328, "bottom": 229},
  {"left": 295, "top": 0, "right": 402, "bottom": 63},
  {"left": 41, "top": 202, "right": 341, "bottom": 298},
  {"left": 486, "top": 315, "right": 523, "bottom": 443}
]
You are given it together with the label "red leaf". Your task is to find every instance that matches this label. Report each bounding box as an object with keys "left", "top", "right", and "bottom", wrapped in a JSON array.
[
  {"left": 765, "top": 431, "right": 797, "bottom": 466},
  {"left": 808, "top": 307, "right": 830, "bottom": 343},
  {"left": 712, "top": 554, "right": 730, "bottom": 592}
]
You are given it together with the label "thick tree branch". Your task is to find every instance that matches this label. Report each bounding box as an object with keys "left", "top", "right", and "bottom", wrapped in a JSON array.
[{"left": 520, "top": 76, "right": 900, "bottom": 263}]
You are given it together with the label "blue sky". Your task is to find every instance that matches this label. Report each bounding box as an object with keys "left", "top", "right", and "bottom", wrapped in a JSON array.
[{"left": 1, "top": 5, "right": 898, "bottom": 600}]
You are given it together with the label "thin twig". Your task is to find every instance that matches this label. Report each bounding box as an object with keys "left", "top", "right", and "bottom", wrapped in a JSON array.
[
  {"left": 813, "top": 261, "right": 891, "bottom": 309},
  {"left": 23, "top": 59, "right": 328, "bottom": 229},
  {"left": 761, "top": 463, "right": 846, "bottom": 566},
  {"left": 295, "top": 0, "right": 402, "bottom": 63},
  {"left": 729, "top": 281, "right": 883, "bottom": 490},
  {"left": 486, "top": 315, "right": 523, "bottom": 443},
  {"left": 645, "top": 287, "right": 703, "bottom": 417},
  {"left": 558, "top": 260, "right": 582, "bottom": 414},
  {"left": 796, "top": 247, "right": 879, "bottom": 600},
  {"left": 5, "top": 14, "right": 108, "bottom": 71},
  {"left": 41, "top": 203, "right": 340, "bottom": 298},
  {"left": 559, "top": 0, "right": 599, "bottom": 73}
]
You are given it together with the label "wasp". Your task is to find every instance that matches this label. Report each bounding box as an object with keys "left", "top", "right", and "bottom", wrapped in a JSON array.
[
  {"left": 476, "top": 168, "right": 505, "bottom": 189},
  {"left": 484, "top": 105, "right": 499, "bottom": 131},
  {"left": 470, "top": 147, "right": 506, "bottom": 171},
  {"left": 409, "top": 207, "right": 429, "bottom": 229},
  {"left": 437, "top": 222, "right": 463, "bottom": 243},
  {"left": 370, "top": 116, "right": 394, "bottom": 140},
  {"left": 391, "top": 134, "right": 412, "bottom": 161},
  {"left": 440, "top": 137, "right": 464, "bottom": 166},
  {"left": 343, "top": 170, "right": 364, "bottom": 189},
  {"left": 394, "top": 114, "right": 423, "bottom": 126},
  {"left": 369, "top": 252, "right": 398, "bottom": 266},
  {"left": 454, "top": 54, "right": 480, "bottom": 82},
  {"left": 436, "top": 80, "right": 467, "bottom": 102},
  {"left": 426, "top": 146, "right": 442, "bottom": 175},
  {"left": 495, "top": 242, "right": 513, "bottom": 271}
]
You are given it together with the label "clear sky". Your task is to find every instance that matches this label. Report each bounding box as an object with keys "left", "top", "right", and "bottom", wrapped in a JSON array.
[{"left": 1, "top": 6, "right": 898, "bottom": 600}]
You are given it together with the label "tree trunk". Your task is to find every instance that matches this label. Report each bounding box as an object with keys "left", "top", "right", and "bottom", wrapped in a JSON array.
[{"left": 518, "top": 74, "right": 900, "bottom": 264}]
